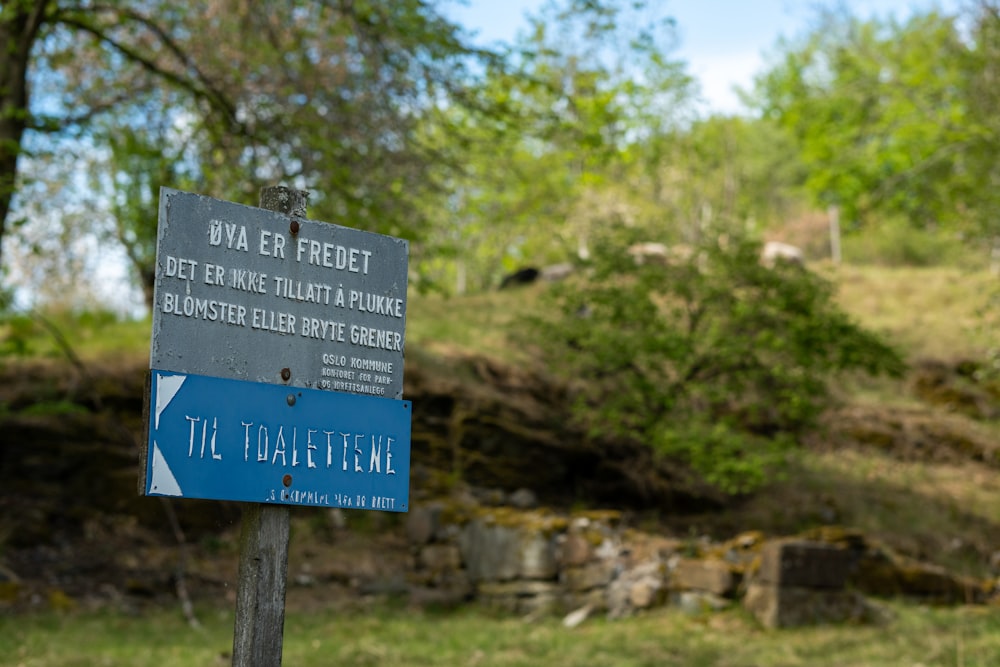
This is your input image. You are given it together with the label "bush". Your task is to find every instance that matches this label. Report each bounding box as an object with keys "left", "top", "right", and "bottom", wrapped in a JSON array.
[{"left": 519, "top": 232, "right": 905, "bottom": 493}]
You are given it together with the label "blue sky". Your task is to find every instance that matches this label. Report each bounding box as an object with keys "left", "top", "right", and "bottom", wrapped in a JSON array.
[{"left": 444, "top": 0, "right": 963, "bottom": 114}]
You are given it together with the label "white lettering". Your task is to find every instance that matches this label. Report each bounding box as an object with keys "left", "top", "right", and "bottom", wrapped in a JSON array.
[{"left": 368, "top": 435, "right": 382, "bottom": 473}]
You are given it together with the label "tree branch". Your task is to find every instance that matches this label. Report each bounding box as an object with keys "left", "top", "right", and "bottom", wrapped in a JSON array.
[{"left": 53, "top": 7, "right": 241, "bottom": 132}]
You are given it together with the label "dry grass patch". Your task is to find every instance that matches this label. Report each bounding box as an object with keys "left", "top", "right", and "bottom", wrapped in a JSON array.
[{"left": 831, "top": 265, "right": 997, "bottom": 361}]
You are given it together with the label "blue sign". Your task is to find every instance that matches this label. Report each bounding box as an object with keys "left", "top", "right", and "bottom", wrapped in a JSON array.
[{"left": 145, "top": 370, "right": 411, "bottom": 511}]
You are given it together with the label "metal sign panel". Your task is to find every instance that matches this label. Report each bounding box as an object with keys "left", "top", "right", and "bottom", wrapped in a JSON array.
[
  {"left": 145, "top": 370, "right": 411, "bottom": 511},
  {"left": 150, "top": 188, "right": 409, "bottom": 400}
]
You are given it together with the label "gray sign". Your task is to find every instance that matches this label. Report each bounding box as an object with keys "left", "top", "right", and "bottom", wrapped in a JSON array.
[{"left": 150, "top": 188, "right": 409, "bottom": 399}]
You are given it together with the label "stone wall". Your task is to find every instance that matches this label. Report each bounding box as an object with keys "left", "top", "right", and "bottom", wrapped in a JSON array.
[{"left": 405, "top": 493, "right": 994, "bottom": 627}]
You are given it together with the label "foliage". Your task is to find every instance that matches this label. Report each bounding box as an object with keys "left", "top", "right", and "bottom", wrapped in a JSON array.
[
  {"left": 160, "top": 0, "right": 505, "bottom": 239},
  {"left": 753, "top": 7, "right": 1000, "bottom": 237},
  {"left": 520, "top": 233, "right": 905, "bottom": 493},
  {"left": 0, "top": 306, "right": 147, "bottom": 363},
  {"left": 628, "top": 114, "right": 805, "bottom": 242},
  {"left": 3, "top": 0, "right": 510, "bottom": 293},
  {"left": 5, "top": 0, "right": 996, "bottom": 315},
  {"left": 839, "top": 217, "right": 979, "bottom": 268},
  {"left": 90, "top": 110, "right": 203, "bottom": 310},
  {"left": 0, "top": 0, "right": 239, "bottom": 270},
  {"left": 413, "top": 0, "right": 699, "bottom": 293},
  {"left": 0, "top": 311, "right": 35, "bottom": 358}
]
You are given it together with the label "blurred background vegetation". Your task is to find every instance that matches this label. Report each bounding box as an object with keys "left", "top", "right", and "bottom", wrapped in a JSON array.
[
  {"left": 2, "top": 0, "right": 998, "bottom": 308},
  {"left": 2, "top": 0, "right": 1000, "bottom": 495}
]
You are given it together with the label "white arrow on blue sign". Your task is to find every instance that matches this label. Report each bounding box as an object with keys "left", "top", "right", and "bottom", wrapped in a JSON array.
[{"left": 146, "top": 370, "right": 411, "bottom": 512}]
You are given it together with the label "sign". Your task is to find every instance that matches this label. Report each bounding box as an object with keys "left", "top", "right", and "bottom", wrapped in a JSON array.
[
  {"left": 150, "top": 188, "right": 409, "bottom": 400},
  {"left": 145, "top": 370, "right": 411, "bottom": 511},
  {"left": 144, "top": 188, "right": 412, "bottom": 512}
]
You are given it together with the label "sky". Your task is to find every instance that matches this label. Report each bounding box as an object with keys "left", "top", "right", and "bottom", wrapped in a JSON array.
[{"left": 445, "top": 0, "right": 964, "bottom": 114}]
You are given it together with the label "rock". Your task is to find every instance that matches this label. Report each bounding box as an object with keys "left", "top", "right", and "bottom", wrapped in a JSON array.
[
  {"left": 459, "top": 521, "right": 521, "bottom": 582},
  {"left": 478, "top": 581, "right": 561, "bottom": 597},
  {"left": 672, "top": 558, "right": 736, "bottom": 597},
  {"left": 628, "top": 579, "right": 659, "bottom": 609},
  {"left": 562, "top": 561, "right": 615, "bottom": 592},
  {"left": 744, "top": 583, "right": 875, "bottom": 628},
  {"left": 755, "top": 540, "right": 858, "bottom": 590},
  {"left": 458, "top": 517, "right": 558, "bottom": 583},
  {"left": 408, "top": 584, "right": 472, "bottom": 609},
  {"left": 562, "top": 603, "right": 593, "bottom": 628},
  {"left": 508, "top": 488, "right": 538, "bottom": 509},
  {"left": 519, "top": 532, "right": 558, "bottom": 580},
  {"left": 852, "top": 551, "right": 988, "bottom": 604},
  {"left": 417, "top": 544, "right": 462, "bottom": 574},
  {"left": 607, "top": 561, "right": 666, "bottom": 618},
  {"left": 478, "top": 581, "right": 561, "bottom": 615},
  {"left": 541, "top": 263, "right": 575, "bottom": 282},
  {"left": 675, "top": 591, "right": 729, "bottom": 615},
  {"left": 406, "top": 503, "right": 443, "bottom": 545},
  {"left": 557, "top": 533, "right": 593, "bottom": 567},
  {"left": 564, "top": 588, "right": 607, "bottom": 613},
  {"left": 472, "top": 487, "right": 507, "bottom": 506}
]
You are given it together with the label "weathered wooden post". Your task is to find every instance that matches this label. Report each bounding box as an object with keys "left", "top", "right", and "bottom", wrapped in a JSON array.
[
  {"left": 233, "top": 502, "right": 290, "bottom": 664},
  {"left": 230, "top": 186, "right": 307, "bottom": 665},
  {"left": 142, "top": 185, "right": 411, "bottom": 666}
]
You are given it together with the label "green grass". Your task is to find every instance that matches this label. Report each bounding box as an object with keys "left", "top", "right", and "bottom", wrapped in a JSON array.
[
  {"left": 407, "top": 264, "right": 1000, "bottom": 367},
  {"left": 0, "top": 310, "right": 151, "bottom": 365},
  {"left": 405, "top": 287, "right": 544, "bottom": 364},
  {"left": 3, "top": 602, "right": 1000, "bottom": 666}
]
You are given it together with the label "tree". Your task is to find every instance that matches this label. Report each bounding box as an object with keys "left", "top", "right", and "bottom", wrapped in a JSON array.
[
  {"left": 959, "top": 0, "right": 1000, "bottom": 238},
  {"left": 160, "top": 1, "right": 506, "bottom": 238},
  {"left": 414, "top": 0, "right": 698, "bottom": 292},
  {"left": 2, "top": 0, "right": 507, "bottom": 294},
  {"left": 520, "top": 231, "right": 904, "bottom": 493},
  {"left": 752, "top": 9, "right": 982, "bottom": 233},
  {"left": 92, "top": 113, "right": 202, "bottom": 310},
  {"left": 0, "top": 1, "right": 240, "bottom": 272},
  {"left": 627, "top": 114, "right": 805, "bottom": 244}
]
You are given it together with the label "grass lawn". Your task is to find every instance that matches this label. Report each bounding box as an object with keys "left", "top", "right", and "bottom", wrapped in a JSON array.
[{"left": 3, "top": 602, "right": 1000, "bottom": 667}]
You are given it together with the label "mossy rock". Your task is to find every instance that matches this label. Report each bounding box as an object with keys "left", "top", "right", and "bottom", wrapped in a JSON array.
[
  {"left": 470, "top": 506, "right": 571, "bottom": 535},
  {"left": 852, "top": 551, "right": 989, "bottom": 604}
]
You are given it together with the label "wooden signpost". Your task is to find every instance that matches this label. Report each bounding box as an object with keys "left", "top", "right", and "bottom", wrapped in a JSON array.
[{"left": 142, "top": 186, "right": 411, "bottom": 665}]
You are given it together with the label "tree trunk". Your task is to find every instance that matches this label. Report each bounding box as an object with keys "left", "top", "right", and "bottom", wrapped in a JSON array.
[{"left": 0, "top": 0, "right": 50, "bottom": 270}]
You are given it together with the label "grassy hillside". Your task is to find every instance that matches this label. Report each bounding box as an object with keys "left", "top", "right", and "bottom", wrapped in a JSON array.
[
  {"left": 5, "top": 263, "right": 996, "bottom": 367},
  {"left": 3, "top": 264, "right": 1000, "bottom": 574},
  {"left": 3, "top": 263, "right": 1000, "bottom": 665},
  {"left": 830, "top": 264, "right": 997, "bottom": 362}
]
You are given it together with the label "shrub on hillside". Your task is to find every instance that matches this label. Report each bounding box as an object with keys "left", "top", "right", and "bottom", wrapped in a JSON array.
[{"left": 519, "top": 233, "right": 905, "bottom": 494}]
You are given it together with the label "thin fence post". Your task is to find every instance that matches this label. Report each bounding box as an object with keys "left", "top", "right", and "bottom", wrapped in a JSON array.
[{"left": 829, "top": 205, "right": 841, "bottom": 265}]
